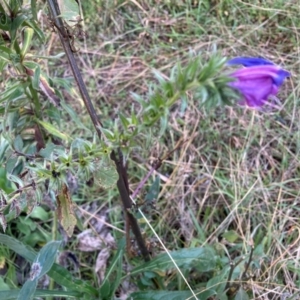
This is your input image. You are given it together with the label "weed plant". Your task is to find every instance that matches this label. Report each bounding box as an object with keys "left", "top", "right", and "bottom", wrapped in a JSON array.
[{"left": 0, "top": 0, "right": 299, "bottom": 299}]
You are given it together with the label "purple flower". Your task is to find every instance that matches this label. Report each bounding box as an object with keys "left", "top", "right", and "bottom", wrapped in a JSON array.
[
  {"left": 227, "top": 57, "right": 274, "bottom": 67},
  {"left": 227, "top": 57, "right": 290, "bottom": 108}
]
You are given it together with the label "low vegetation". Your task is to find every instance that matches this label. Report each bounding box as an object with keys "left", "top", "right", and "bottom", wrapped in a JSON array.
[{"left": 0, "top": 0, "right": 299, "bottom": 299}]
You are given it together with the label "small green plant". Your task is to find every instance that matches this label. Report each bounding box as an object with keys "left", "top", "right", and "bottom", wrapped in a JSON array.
[
  {"left": 0, "top": 0, "right": 238, "bottom": 298},
  {"left": 0, "top": 0, "right": 298, "bottom": 299}
]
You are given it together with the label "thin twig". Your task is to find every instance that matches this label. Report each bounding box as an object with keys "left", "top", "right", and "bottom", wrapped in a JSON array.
[
  {"left": 46, "top": 0, "right": 102, "bottom": 137},
  {"left": 225, "top": 257, "right": 244, "bottom": 291},
  {"left": 242, "top": 245, "right": 254, "bottom": 280},
  {"left": 46, "top": 0, "right": 150, "bottom": 262},
  {"left": 111, "top": 150, "right": 150, "bottom": 261}
]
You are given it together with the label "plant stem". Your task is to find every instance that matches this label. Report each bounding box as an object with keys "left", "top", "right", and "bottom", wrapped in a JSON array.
[
  {"left": 47, "top": 211, "right": 58, "bottom": 300},
  {"left": 46, "top": 0, "right": 150, "bottom": 262}
]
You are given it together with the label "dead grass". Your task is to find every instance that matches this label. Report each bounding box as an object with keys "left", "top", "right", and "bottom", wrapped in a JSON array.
[{"left": 45, "top": 0, "right": 300, "bottom": 298}]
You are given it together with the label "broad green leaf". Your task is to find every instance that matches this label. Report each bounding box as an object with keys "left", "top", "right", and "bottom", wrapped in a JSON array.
[
  {"left": 129, "top": 290, "right": 194, "bottom": 300},
  {"left": 13, "top": 135, "right": 23, "bottom": 151},
  {"left": 17, "top": 278, "right": 37, "bottom": 300},
  {"left": 197, "top": 289, "right": 217, "bottom": 300},
  {"left": 145, "top": 176, "right": 160, "bottom": 202},
  {"left": 21, "top": 26, "right": 34, "bottom": 57},
  {"left": 3, "top": 197, "right": 27, "bottom": 223},
  {"left": 4, "top": 157, "right": 18, "bottom": 174},
  {"left": 206, "top": 274, "right": 227, "bottom": 296},
  {"left": 29, "top": 206, "right": 50, "bottom": 221},
  {"left": 34, "top": 241, "right": 61, "bottom": 279},
  {"left": 222, "top": 230, "right": 240, "bottom": 243},
  {"left": 10, "top": 14, "right": 27, "bottom": 40},
  {"left": 0, "top": 234, "right": 98, "bottom": 296},
  {"left": 47, "top": 264, "right": 98, "bottom": 296},
  {"left": 39, "top": 142, "right": 56, "bottom": 159},
  {"left": 0, "top": 276, "right": 10, "bottom": 291},
  {"left": 57, "top": 0, "right": 81, "bottom": 27},
  {"left": 131, "top": 247, "right": 216, "bottom": 276},
  {"left": 23, "top": 19, "right": 45, "bottom": 42},
  {"left": 0, "top": 5, "right": 10, "bottom": 30},
  {"left": 130, "top": 289, "right": 217, "bottom": 300},
  {"left": 0, "top": 289, "right": 81, "bottom": 299},
  {"left": 0, "top": 167, "right": 16, "bottom": 194},
  {"left": 0, "top": 83, "right": 23, "bottom": 104},
  {"left": 235, "top": 287, "right": 250, "bottom": 300},
  {"left": 95, "top": 156, "right": 118, "bottom": 189},
  {"left": 20, "top": 67, "right": 61, "bottom": 106},
  {"left": 56, "top": 184, "right": 77, "bottom": 237},
  {"left": 0, "top": 46, "right": 12, "bottom": 62},
  {"left": 36, "top": 119, "right": 70, "bottom": 141}
]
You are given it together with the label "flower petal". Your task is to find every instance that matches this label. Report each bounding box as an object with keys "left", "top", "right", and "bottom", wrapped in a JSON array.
[
  {"left": 273, "top": 69, "right": 290, "bottom": 86},
  {"left": 231, "top": 65, "right": 290, "bottom": 87},
  {"left": 229, "top": 77, "right": 278, "bottom": 107},
  {"left": 227, "top": 57, "right": 274, "bottom": 67},
  {"left": 227, "top": 58, "right": 290, "bottom": 108}
]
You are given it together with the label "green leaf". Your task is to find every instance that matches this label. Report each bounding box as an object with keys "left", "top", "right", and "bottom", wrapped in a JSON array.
[
  {"left": 3, "top": 157, "right": 20, "bottom": 176},
  {"left": 100, "top": 238, "right": 125, "bottom": 298},
  {"left": 57, "top": 0, "right": 81, "bottom": 27},
  {"left": 29, "top": 206, "right": 50, "bottom": 221},
  {"left": 13, "top": 135, "right": 23, "bottom": 152},
  {"left": 17, "top": 279, "right": 37, "bottom": 300},
  {"left": 0, "top": 167, "right": 15, "bottom": 194},
  {"left": 32, "top": 64, "right": 41, "bottom": 90},
  {"left": 36, "top": 119, "right": 70, "bottom": 141},
  {"left": 60, "top": 101, "right": 90, "bottom": 131},
  {"left": 131, "top": 247, "right": 216, "bottom": 276},
  {"left": 0, "top": 289, "right": 81, "bottom": 299},
  {"left": 34, "top": 241, "right": 61, "bottom": 279},
  {"left": 0, "top": 83, "right": 23, "bottom": 104},
  {"left": 21, "top": 26, "right": 34, "bottom": 57},
  {"left": 0, "top": 234, "right": 98, "bottom": 297},
  {"left": 56, "top": 185, "right": 77, "bottom": 237},
  {"left": 130, "top": 289, "right": 217, "bottom": 300},
  {"left": 235, "top": 287, "right": 250, "bottom": 300},
  {"left": 0, "top": 5, "right": 10, "bottom": 30},
  {"left": 222, "top": 230, "right": 240, "bottom": 243},
  {"left": 95, "top": 156, "right": 118, "bottom": 189},
  {"left": 39, "top": 142, "right": 57, "bottom": 159},
  {"left": 197, "top": 289, "right": 217, "bottom": 300},
  {"left": 0, "top": 46, "right": 12, "bottom": 62},
  {"left": 206, "top": 274, "right": 227, "bottom": 295},
  {"left": 30, "top": 0, "right": 37, "bottom": 20},
  {"left": 0, "top": 276, "right": 10, "bottom": 291},
  {"left": 119, "top": 113, "right": 130, "bottom": 128},
  {"left": 101, "top": 128, "right": 115, "bottom": 140},
  {"left": 145, "top": 176, "right": 160, "bottom": 203},
  {"left": 48, "top": 264, "right": 98, "bottom": 296},
  {"left": 23, "top": 19, "right": 45, "bottom": 42},
  {"left": 129, "top": 290, "right": 194, "bottom": 300},
  {"left": 10, "top": 14, "right": 27, "bottom": 40}
]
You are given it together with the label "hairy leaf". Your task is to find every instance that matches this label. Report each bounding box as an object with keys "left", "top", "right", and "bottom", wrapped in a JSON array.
[
  {"left": 56, "top": 184, "right": 77, "bottom": 237},
  {"left": 131, "top": 247, "right": 216, "bottom": 275}
]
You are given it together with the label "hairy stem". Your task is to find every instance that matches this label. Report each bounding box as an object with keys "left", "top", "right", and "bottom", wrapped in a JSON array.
[{"left": 46, "top": 0, "right": 150, "bottom": 262}]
